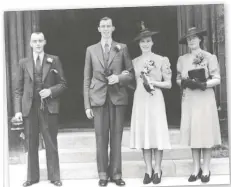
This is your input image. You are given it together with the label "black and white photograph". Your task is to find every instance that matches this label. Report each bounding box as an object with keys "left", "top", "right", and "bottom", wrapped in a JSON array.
[{"left": 2, "top": 1, "right": 230, "bottom": 187}]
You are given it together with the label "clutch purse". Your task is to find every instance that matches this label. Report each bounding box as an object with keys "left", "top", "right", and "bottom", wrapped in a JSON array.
[{"left": 188, "top": 68, "right": 206, "bottom": 82}]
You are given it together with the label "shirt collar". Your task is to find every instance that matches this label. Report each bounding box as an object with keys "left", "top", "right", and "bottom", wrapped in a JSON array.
[
  {"left": 101, "top": 38, "right": 112, "bottom": 51},
  {"left": 33, "top": 51, "right": 45, "bottom": 64}
]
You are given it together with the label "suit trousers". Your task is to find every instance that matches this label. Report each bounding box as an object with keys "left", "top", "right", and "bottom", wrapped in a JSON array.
[
  {"left": 92, "top": 96, "right": 126, "bottom": 180},
  {"left": 24, "top": 98, "right": 60, "bottom": 182}
]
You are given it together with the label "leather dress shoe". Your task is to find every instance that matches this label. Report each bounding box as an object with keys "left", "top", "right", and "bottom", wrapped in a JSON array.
[
  {"left": 110, "top": 178, "right": 126, "bottom": 186},
  {"left": 143, "top": 169, "right": 154, "bottom": 184},
  {"left": 22, "top": 180, "right": 39, "bottom": 187},
  {"left": 50, "top": 180, "right": 62, "bottom": 186},
  {"left": 188, "top": 168, "right": 202, "bottom": 182},
  {"left": 98, "top": 179, "right": 108, "bottom": 186},
  {"left": 153, "top": 170, "right": 162, "bottom": 184},
  {"left": 201, "top": 171, "right": 211, "bottom": 183}
]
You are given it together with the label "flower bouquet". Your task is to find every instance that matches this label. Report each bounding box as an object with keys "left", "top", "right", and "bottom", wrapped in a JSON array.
[{"left": 140, "top": 59, "right": 155, "bottom": 95}]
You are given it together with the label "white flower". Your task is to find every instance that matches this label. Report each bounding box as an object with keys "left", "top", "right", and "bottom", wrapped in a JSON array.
[
  {"left": 47, "top": 57, "right": 53, "bottom": 63},
  {"left": 115, "top": 44, "right": 121, "bottom": 52},
  {"left": 50, "top": 69, "right": 58, "bottom": 74}
]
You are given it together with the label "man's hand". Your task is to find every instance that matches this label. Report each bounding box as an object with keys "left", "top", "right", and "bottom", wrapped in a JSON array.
[
  {"left": 107, "top": 74, "right": 119, "bottom": 85},
  {"left": 121, "top": 70, "right": 129, "bottom": 75},
  {"left": 39, "top": 89, "right": 52, "bottom": 99},
  {"left": 15, "top": 112, "right": 23, "bottom": 122},
  {"left": 86, "top": 109, "right": 94, "bottom": 119}
]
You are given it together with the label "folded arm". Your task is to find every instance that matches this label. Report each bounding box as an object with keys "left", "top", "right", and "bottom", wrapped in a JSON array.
[
  {"left": 118, "top": 45, "right": 134, "bottom": 86},
  {"left": 206, "top": 54, "right": 221, "bottom": 88},
  {"left": 150, "top": 57, "right": 172, "bottom": 89},
  {"left": 48, "top": 57, "right": 67, "bottom": 98}
]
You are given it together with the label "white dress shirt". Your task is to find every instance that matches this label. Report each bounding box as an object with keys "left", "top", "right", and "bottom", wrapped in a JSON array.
[
  {"left": 33, "top": 52, "right": 45, "bottom": 65},
  {"left": 101, "top": 38, "right": 112, "bottom": 53}
]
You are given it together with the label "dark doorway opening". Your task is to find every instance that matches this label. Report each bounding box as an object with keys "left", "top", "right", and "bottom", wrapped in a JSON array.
[{"left": 40, "top": 6, "right": 181, "bottom": 129}]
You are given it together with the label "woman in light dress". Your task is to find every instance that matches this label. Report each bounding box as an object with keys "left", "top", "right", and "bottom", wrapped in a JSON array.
[
  {"left": 176, "top": 27, "right": 221, "bottom": 183},
  {"left": 129, "top": 22, "right": 171, "bottom": 184}
]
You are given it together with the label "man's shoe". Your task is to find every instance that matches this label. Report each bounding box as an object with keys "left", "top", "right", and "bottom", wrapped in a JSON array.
[
  {"left": 50, "top": 180, "right": 62, "bottom": 186},
  {"left": 98, "top": 179, "right": 108, "bottom": 186},
  {"left": 110, "top": 178, "right": 126, "bottom": 186},
  {"left": 22, "top": 180, "right": 39, "bottom": 187}
]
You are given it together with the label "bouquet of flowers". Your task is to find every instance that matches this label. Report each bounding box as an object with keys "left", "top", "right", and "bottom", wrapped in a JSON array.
[
  {"left": 192, "top": 52, "right": 205, "bottom": 66},
  {"left": 140, "top": 59, "right": 155, "bottom": 95}
]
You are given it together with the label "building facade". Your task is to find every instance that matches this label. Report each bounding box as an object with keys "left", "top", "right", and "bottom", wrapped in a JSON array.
[{"left": 4, "top": 4, "right": 227, "bottom": 149}]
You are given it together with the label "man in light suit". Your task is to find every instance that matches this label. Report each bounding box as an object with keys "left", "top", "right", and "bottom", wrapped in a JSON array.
[
  {"left": 14, "top": 32, "right": 67, "bottom": 186},
  {"left": 83, "top": 17, "right": 134, "bottom": 186}
]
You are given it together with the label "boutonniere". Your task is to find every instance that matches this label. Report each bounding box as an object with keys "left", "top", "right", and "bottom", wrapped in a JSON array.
[
  {"left": 114, "top": 44, "right": 121, "bottom": 52},
  {"left": 47, "top": 57, "right": 53, "bottom": 63},
  {"left": 193, "top": 52, "right": 204, "bottom": 66},
  {"left": 50, "top": 69, "right": 58, "bottom": 74}
]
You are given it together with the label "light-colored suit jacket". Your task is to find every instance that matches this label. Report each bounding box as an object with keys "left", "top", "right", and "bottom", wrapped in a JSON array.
[
  {"left": 14, "top": 53, "right": 67, "bottom": 116},
  {"left": 83, "top": 41, "right": 134, "bottom": 110}
]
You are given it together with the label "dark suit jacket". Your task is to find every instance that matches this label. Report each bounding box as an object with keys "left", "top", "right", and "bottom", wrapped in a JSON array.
[
  {"left": 83, "top": 41, "right": 134, "bottom": 110},
  {"left": 14, "top": 53, "right": 67, "bottom": 117}
]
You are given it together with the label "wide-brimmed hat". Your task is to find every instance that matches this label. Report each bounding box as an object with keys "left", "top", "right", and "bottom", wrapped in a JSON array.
[
  {"left": 179, "top": 27, "right": 207, "bottom": 44},
  {"left": 134, "top": 21, "right": 159, "bottom": 41}
]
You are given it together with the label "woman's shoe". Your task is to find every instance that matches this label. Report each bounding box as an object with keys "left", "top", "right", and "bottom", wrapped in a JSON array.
[
  {"left": 188, "top": 168, "right": 202, "bottom": 182},
  {"left": 201, "top": 171, "right": 211, "bottom": 183},
  {"left": 143, "top": 169, "right": 154, "bottom": 184},
  {"left": 152, "top": 170, "right": 162, "bottom": 184}
]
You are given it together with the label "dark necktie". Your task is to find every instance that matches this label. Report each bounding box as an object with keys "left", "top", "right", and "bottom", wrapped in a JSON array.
[
  {"left": 36, "top": 56, "right": 41, "bottom": 72},
  {"left": 104, "top": 43, "right": 110, "bottom": 67}
]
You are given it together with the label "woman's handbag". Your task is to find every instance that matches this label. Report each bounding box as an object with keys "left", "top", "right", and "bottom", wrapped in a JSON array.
[{"left": 188, "top": 68, "right": 206, "bottom": 82}]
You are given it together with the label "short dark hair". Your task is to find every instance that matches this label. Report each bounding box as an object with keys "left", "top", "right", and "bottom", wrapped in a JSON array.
[{"left": 99, "top": 16, "right": 113, "bottom": 26}]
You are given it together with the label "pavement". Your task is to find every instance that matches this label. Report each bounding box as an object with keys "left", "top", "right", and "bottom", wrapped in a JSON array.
[{"left": 8, "top": 175, "right": 230, "bottom": 187}]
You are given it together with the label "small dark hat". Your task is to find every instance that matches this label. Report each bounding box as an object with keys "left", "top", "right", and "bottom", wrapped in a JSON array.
[
  {"left": 179, "top": 27, "right": 207, "bottom": 44},
  {"left": 134, "top": 21, "right": 159, "bottom": 41}
]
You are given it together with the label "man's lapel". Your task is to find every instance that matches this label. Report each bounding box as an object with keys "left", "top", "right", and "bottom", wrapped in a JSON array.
[
  {"left": 42, "top": 54, "right": 52, "bottom": 81},
  {"left": 25, "top": 58, "right": 34, "bottom": 81},
  {"left": 95, "top": 42, "right": 105, "bottom": 68},
  {"left": 107, "top": 41, "right": 118, "bottom": 67}
]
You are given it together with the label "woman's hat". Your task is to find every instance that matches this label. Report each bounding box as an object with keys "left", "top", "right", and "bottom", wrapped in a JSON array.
[
  {"left": 134, "top": 21, "right": 159, "bottom": 41},
  {"left": 179, "top": 27, "right": 207, "bottom": 44}
]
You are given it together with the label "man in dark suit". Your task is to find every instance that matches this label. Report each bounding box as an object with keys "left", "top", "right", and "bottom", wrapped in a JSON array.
[
  {"left": 14, "top": 32, "right": 67, "bottom": 187},
  {"left": 83, "top": 17, "right": 134, "bottom": 186}
]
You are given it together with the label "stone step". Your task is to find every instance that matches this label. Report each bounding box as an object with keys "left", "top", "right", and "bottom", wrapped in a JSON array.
[
  {"left": 57, "top": 129, "right": 181, "bottom": 149},
  {"left": 14, "top": 144, "right": 192, "bottom": 164},
  {"left": 9, "top": 158, "right": 229, "bottom": 180},
  {"left": 9, "top": 175, "right": 231, "bottom": 187}
]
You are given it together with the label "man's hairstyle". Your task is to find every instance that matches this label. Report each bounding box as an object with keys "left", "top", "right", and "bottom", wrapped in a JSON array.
[
  {"left": 99, "top": 16, "right": 113, "bottom": 26},
  {"left": 31, "top": 32, "right": 46, "bottom": 40}
]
